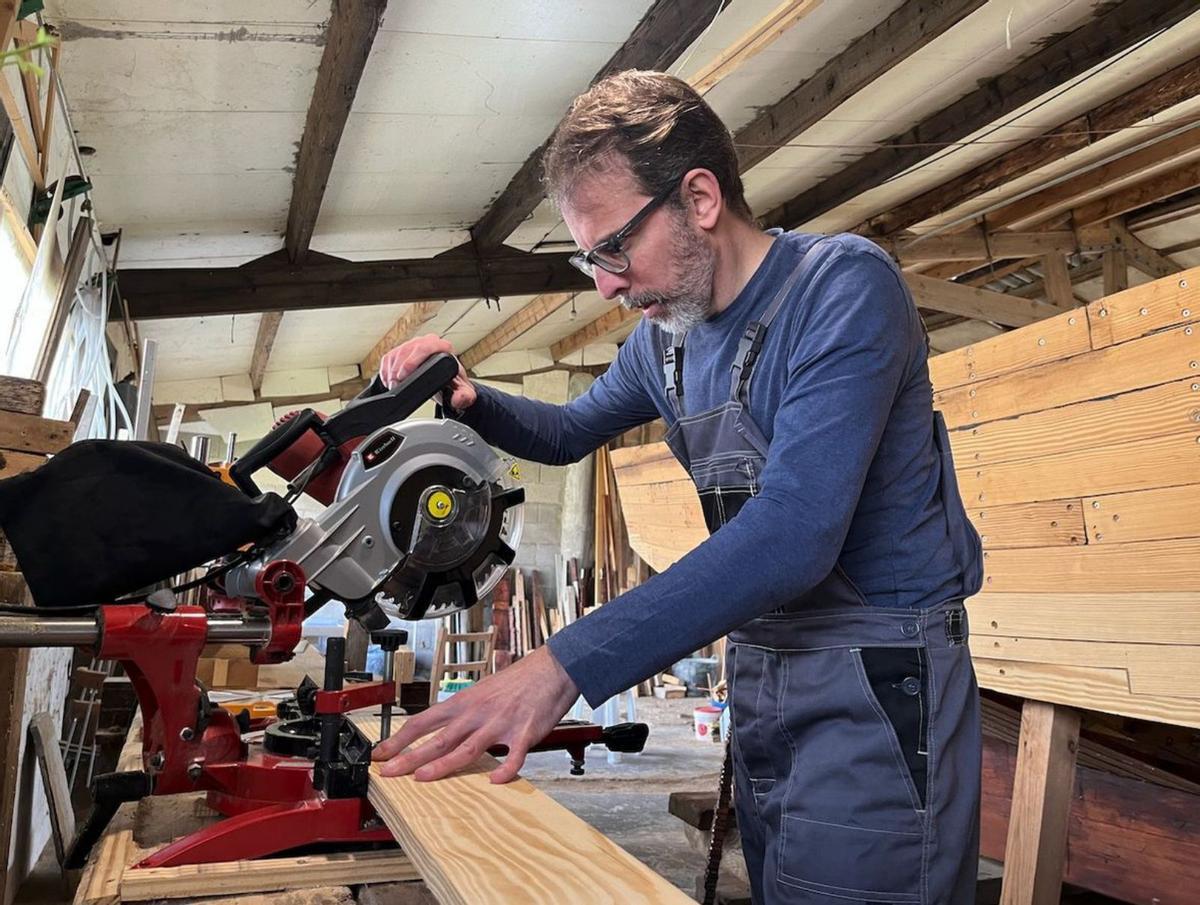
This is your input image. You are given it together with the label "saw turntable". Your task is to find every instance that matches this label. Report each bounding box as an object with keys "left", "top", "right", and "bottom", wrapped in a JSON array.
[{"left": 0, "top": 353, "right": 647, "bottom": 871}]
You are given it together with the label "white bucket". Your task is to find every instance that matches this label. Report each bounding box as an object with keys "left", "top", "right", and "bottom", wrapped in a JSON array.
[{"left": 694, "top": 705, "right": 722, "bottom": 742}]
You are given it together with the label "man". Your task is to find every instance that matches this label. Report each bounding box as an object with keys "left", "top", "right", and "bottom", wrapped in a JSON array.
[{"left": 373, "top": 70, "right": 983, "bottom": 904}]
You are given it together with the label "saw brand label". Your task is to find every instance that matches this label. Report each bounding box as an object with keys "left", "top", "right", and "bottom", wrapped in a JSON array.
[{"left": 361, "top": 430, "right": 403, "bottom": 469}]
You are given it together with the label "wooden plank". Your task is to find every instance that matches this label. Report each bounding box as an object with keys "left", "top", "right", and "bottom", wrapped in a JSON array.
[
  {"left": 946, "top": 379, "right": 1200, "bottom": 469},
  {"left": 733, "top": 0, "right": 989, "bottom": 173},
  {"left": 248, "top": 312, "right": 283, "bottom": 392},
  {"left": 0, "top": 409, "right": 73, "bottom": 454},
  {"left": 74, "top": 718, "right": 143, "bottom": 905},
  {"left": 469, "top": 0, "right": 730, "bottom": 249},
  {"left": 0, "top": 69, "right": 40, "bottom": 190},
  {"left": 1083, "top": 484, "right": 1200, "bottom": 545},
  {"left": 999, "top": 700, "right": 1079, "bottom": 905},
  {"left": 928, "top": 307, "right": 1090, "bottom": 390},
  {"left": 1075, "top": 156, "right": 1200, "bottom": 228},
  {"left": 956, "top": 432, "right": 1200, "bottom": 508},
  {"left": 979, "top": 539, "right": 1200, "bottom": 594},
  {"left": 1039, "top": 253, "right": 1076, "bottom": 310},
  {"left": 609, "top": 441, "right": 678, "bottom": 470},
  {"left": 117, "top": 251, "right": 593, "bottom": 320},
  {"left": 761, "top": 0, "right": 1199, "bottom": 230},
  {"left": 120, "top": 850, "right": 418, "bottom": 901},
  {"left": 0, "top": 376, "right": 44, "bottom": 415},
  {"left": 688, "top": 0, "right": 822, "bottom": 96},
  {"left": 970, "top": 590, "right": 1200, "bottom": 644},
  {"left": 1102, "top": 247, "right": 1129, "bottom": 296},
  {"left": 551, "top": 306, "right": 639, "bottom": 361},
  {"left": 350, "top": 714, "right": 692, "bottom": 905},
  {"left": 608, "top": 451, "right": 690, "bottom": 486},
  {"left": 0, "top": 645, "right": 27, "bottom": 904},
  {"left": 973, "top": 657, "right": 1200, "bottom": 729},
  {"left": 980, "top": 734, "right": 1200, "bottom": 905},
  {"left": 859, "top": 54, "right": 1200, "bottom": 237},
  {"left": 933, "top": 321, "right": 1200, "bottom": 428},
  {"left": 884, "top": 230, "right": 1079, "bottom": 264},
  {"left": 904, "top": 273, "right": 1058, "bottom": 327},
  {"left": 284, "top": 0, "right": 387, "bottom": 262},
  {"left": 0, "top": 450, "right": 41, "bottom": 480},
  {"left": 1109, "top": 218, "right": 1184, "bottom": 280},
  {"left": 360, "top": 301, "right": 443, "bottom": 379},
  {"left": 460, "top": 293, "right": 575, "bottom": 371},
  {"left": 27, "top": 712, "right": 73, "bottom": 867},
  {"left": 1086, "top": 264, "right": 1200, "bottom": 347},
  {"left": 967, "top": 500, "right": 1084, "bottom": 549}
]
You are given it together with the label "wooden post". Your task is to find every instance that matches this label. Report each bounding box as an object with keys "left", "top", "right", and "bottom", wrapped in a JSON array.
[
  {"left": 1102, "top": 247, "right": 1129, "bottom": 296},
  {"left": 1040, "top": 253, "right": 1076, "bottom": 310},
  {"left": 999, "top": 700, "right": 1080, "bottom": 905}
]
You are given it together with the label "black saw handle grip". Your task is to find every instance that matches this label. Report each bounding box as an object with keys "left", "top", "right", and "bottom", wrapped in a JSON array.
[
  {"left": 228, "top": 353, "right": 460, "bottom": 497},
  {"left": 324, "top": 352, "right": 459, "bottom": 445}
]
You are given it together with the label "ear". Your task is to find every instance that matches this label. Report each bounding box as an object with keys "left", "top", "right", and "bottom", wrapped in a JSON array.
[{"left": 681, "top": 167, "right": 723, "bottom": 231}]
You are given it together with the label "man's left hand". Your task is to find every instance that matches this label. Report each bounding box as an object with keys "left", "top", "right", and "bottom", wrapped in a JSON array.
[{"left": 371, "top": 645, "right": 580, "bottom": 783}]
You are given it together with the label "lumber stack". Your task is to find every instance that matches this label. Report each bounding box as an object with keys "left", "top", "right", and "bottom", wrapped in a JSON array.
[{"left": 609, "top": 266, "right": 1200, "bottom": 729}]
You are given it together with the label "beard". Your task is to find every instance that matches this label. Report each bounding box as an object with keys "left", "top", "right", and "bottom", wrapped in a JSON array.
[{"left": 619, "top": 214, "right": 715, "bottom": 335}]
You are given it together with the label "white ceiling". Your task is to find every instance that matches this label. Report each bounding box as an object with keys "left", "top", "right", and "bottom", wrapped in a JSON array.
[{"left": 47, "top": 0, "right": 1200, "bottom": 389}]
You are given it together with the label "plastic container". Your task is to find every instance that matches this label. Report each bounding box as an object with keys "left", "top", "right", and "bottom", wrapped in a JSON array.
[{"left": 694, "top": 704, "right": 723, "bottom": 742}]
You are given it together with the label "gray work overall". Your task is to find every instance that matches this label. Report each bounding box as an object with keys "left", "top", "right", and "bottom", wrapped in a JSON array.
[{"left": 660, "top": 249, "right": 983, "bottom": 904}]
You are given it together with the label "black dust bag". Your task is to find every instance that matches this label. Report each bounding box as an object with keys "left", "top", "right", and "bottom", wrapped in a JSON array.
[{"left": 0, "top": 440, "right": 296, "bottom": 608}]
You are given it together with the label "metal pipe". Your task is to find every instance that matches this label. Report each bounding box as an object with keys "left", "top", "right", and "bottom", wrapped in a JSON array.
[
  {"left": 0, "top": 614, "right": 272, "bottom": 648},
  {"left": 189, "top": 435, "right": 210, "bottom": 463}
]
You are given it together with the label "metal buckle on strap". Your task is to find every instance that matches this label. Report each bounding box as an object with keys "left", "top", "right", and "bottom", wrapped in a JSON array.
[
  {"left": 663, "top": 344, "right": 685, "bottom": 399},
  {"left": 945, "top": 608, "right": 966, "bottom": 646},
  {"left": 731, "top": 321, "right": 765, "bottom": 397}
]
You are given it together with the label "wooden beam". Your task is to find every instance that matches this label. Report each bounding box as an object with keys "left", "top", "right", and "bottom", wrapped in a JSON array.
[
  {"left": 1102, "top": 247, "right": 1129, "bottom": 295},
  {"left": 860, "top": 55, "right": 1200, "bottom": 237},
  {"left": 904, "top": 273, "right": 1057, "bottom": 327},
  {"left": 117, "top": 249, "right": 593, "bottom": 319},
  {"left": 734, "top": 0, "right": 988, "bottom": 173},
  {"left": 985, "top": 123, "right": 1200, "bottom": 231},
  {"left": 551, "top": 305, "right": 639, "bottom": 361},
  {"left": 152, "top": 378, "right": 369, "bottom": 424},
  {"left": 38, "top": 41, "right": 59, "bottom": 188},
  {"left": 459, "top": 292, "right": 575, "bottom": 371},
  {"left": 1074, "top": 156, "right": 1200, "bottom": 227},
  {"left": 248, "top": 312, "right": 284, "bottom": 392},
  {"left": 761, "top": 0, "right": 1199, "bottom": 230},
  {"left": 1107, "top": 218, "right": 1183, "bottom": 279},
  {"left": 999, "top": 700, "right": 1080, "bottom": 905},
  {"left": 360, "top": 299, "right": 443, "bottom": 377},
  {"left": 469, "top": 0, "right": 731, "bottom": 250},
  {"left": 883, "top": 230, "right": 1079, "bottom": 264},
  {"left": 350, "top": 714, "right": 692, "bottom": 904},
  {"left": 689, "top": 0, "right": 822, "bottom": 95},
  {"left": 284, "top": 0, "right": 387, "bottom": 263},
  {"left": 1040, "top": 254, "right": 1076, "bottom": 309},
  {"left": 1006, "top": 257, "right": 1102, "bottom": 300}
]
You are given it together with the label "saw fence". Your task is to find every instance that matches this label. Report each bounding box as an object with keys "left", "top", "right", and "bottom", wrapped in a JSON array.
[{"left": 611, "top": 265, "right": 1200, "bottom": 905}]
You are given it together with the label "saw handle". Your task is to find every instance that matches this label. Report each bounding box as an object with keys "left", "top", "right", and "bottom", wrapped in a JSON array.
[
  {"left": 229, "top": 353, "right": 460, "bottom": 498},
  {"left": 324, "top": 352, "right": 460, "bottom": 445}
]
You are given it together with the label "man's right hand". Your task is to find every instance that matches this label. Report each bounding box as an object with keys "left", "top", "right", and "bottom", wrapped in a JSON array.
[{"left": 379, "top": 334, "right": 477, "bottom": 411}]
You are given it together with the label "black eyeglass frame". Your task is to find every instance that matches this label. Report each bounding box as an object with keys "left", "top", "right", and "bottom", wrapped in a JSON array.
[{"left": 569, "top": 178, "right": 681, "bottom": 278}]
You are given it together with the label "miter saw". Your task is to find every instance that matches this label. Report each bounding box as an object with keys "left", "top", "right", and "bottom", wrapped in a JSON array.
[{"left": 0, "top": 353, "right": 647, "bottom": 870}]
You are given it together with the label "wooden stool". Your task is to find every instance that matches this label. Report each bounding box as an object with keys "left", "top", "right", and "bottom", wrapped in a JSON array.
[{"left": 429, "top": 626, "right": 495, "bottom": 705}]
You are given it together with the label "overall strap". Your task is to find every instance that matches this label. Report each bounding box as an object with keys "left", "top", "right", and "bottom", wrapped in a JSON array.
[
  {"left": 662, "top": 332, "right": 686, "bottom": 419},
  {"left": 729, "top": 238, "right": 827, "bottom": 404}
]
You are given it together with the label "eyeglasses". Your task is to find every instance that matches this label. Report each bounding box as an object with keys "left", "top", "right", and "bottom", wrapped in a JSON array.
[{"left": 569, "top": 179, "right": 679, "bottom": 278}]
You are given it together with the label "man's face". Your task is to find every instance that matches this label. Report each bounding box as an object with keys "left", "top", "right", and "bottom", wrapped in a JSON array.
[{"left": 561, "top": 165, "right": 715, "bottom": 334}]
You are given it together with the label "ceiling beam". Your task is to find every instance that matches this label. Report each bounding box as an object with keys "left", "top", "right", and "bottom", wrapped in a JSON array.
[
  {"left": 459, "top": 292, "right": 577, "bottom": 371},
  {"left": 904, "top": 273, "right": 1058, "bottom": 327},
  {"left": 1008, "top": 258, "right": 1104, "bottom": 300},
  {"left": 1072, "top": 155, "right": 1200, "bottom": 227},
  {"left": 760, "top": 0, "right": 1199, "bottom": 231},
  {"left": 117, "top": 249, "right": 594, "bottom": 319},
  {"left": 248, "top": 312, "right": 284, "bottom": 392},
  {"left": 880, "top": 230, "right": 1085, "bottom": 264},
  {"left": 550, "top": 306, "right": 639, "bottom": 362},
  {"left": 468, "top": 0, "right": 732, "bottom": 251},
  {"left": 1106, "top": 218, "right": 1183, "bottom": 279},
  {"left": 689, "top": 0, "right": 822, "bottom": 96},
  {"left": 153, "top": 378, "right": 370, "bottom": 425},
  {"left": 360, "top": 300, "right": 444, "bottom": 378},
  {"left": 734, "top": 0, "right": 987, "bottom": 174},
  {"left": 859, "top": 53, "right": 1200, "bottom": 237},
  {"left": 284, "top": 0, "right": 387, "bottom": 264}
]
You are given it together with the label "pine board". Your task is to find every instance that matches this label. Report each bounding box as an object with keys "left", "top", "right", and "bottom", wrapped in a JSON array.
[
  {"left": 349, "top": 714, "right": 691, "bottom": 905},
  {"left": 0, "top": 376, "right": 44, "bottom": 416},
  {"left": 972, "top": 657, "right": 1200, "bottom": 729},
  {"left": 946, "top": 378, "right": 1200, "bottom": 468},
  {"left": 933, "top": 322, "right": 1200, "bottom": 428},
  {"left": 968, "top": 592, "right": 1200, "bottom": 644},
  {"left": 967, "top": 500, "right": 1085, "bottom": 549},
  {"left": 956, "top": 432, "right": 1200, "bottom": 508},
  {"left": 0, "top": 410, "right": 74, "bottom": 455},
  {"left": 120, "top": 850, "right": 418, "bottom": 901},
  {"left": 1082, "top": 483, "right": 1200, "bottom": 545},
  {"left": 928, "top": 307, "right": 1091, "bottom": 390},
  {"left": 979, "top": 539, "right": 1200, "bottom": 593},
  {"left": 1087, "top": 266, "right": 1200, "bottom": 348}
]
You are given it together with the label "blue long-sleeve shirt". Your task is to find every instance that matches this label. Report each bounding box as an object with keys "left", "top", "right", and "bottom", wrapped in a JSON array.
[{"left": 457, "top": 231, "right": 981, "bottom": 705}]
